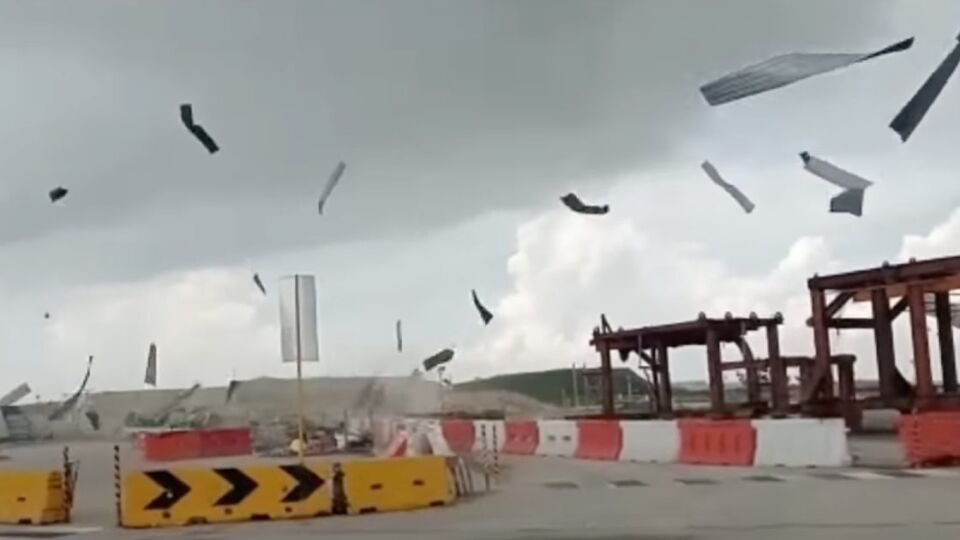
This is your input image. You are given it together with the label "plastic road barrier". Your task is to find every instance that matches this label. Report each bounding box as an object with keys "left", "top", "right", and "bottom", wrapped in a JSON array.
[
  {"left": 753, "top": 418, "right": 850, "bottom": 467},
  {"left": 0, "top": 468, "right": 69, "bottom": 525},
  {"left": 502, "top": 420, "right": 539, "bottom": 455},
  {"left": 536, "top": 420, "right": 578, "bottom": 457},
  {"left": 382, "top": 431, "right": 408, "bottom": 458},
  {"left": 898, "top": 411, "right": 960, "bottom": 467},
  {"left": 120, "top": 462, "right": 332, "bottom": 528},
  {"left": 574, "top": 420, "right": 622, "bottom": 460},
  {"left": 440, "top": 419, "right": 475, "bottom": 454},
  {"left": 141, "top": 430, "right": 203, "bottom": 462},
  {"left": 472, "top": 420, "right": 506, "bottom": 453},
  {"left": 339, "top": 456, "right": 453, "bottom": 514},
  {"left": 679, "top": 419, "right": 756, "bottom": 466},
  {"left": 141, "top": 428, "right": 252, "bottom": 462},
  {"left": 619, "top": 420, "right": 680, "bottom": 463},
  {"left": 199, "top": 428, "right": 252, "bottom": 458},
  {"left": 421, "top": 421, "right": 453, "bottom": 457}
]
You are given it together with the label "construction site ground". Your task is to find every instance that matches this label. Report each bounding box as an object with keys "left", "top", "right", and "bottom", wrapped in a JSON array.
[{"left": 3, "top": 439, "right": 960, "bottom": 540}]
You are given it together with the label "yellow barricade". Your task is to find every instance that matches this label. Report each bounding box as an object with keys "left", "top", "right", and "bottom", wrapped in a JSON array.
[
  {"left": 121, "top": 461, "right": 331, "bottom": 528},
  {"left": 0, "top": 468, "right": 68, "bottom": 525},
  {"left": 340, "top": 456, "right": 454, "bottom": 514}
]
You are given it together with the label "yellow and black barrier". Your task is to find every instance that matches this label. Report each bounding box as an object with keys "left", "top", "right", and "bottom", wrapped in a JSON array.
[
  {"left": 340, "top": 456, "right": 454, "bottom": 514},
  {"left": 0, "top": 468, "right": 69, "bottom": 525},
  {"left": 120, "top": 461, "right": 332, "bottom": 528},
  {"left": 119, "top": 455, "right": 455, "bottom": 528}
]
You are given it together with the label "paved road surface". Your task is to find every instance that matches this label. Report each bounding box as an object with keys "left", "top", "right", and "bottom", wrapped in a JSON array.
[{"left": 2, "top": 440, "right": 959, "bottom": 540}]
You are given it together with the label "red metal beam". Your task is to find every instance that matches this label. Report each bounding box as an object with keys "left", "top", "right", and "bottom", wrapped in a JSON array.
[
  {"left": 656, "top": 343, "right": 672, "bottom": 414},
  {"left": 805, "top": 288, "right": 834, "bottom": 402},
  {"left": 825, "top": 318, "right": 875, "bottom": 329},
  {"left": 871, "top": 288, "right": 898, "bottom": 401},
  {"left": 890, "top": 296, "right": 909, "bottom": 319},
  {"left": 705, "top": 327, "right": 724, "bottom": 413},
  {"left": 766, "top": 323, "right": 788, "bottom": 416},
  {"left": 739, "top": 338, "right": 761, "bottom": 404},
  {"left": 935, "top": 292, "right": 958, "bottom": 393},
  {"left": 599, "top": 344, "right": 615, "bottom": 416},
  {"left": 809, "top": 255, "right": 960, "bottom": 291},
  {"left": 908, "top": 285, "right": 934, "bottom": 401}
]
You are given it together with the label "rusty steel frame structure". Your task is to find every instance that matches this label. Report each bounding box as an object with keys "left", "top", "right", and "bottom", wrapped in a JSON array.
[
  {"left": 589, "top": 314, "right": 857, "bottom": 419},
  {"left": 807, "top": 255, "right": 960, "bottom": 412}
]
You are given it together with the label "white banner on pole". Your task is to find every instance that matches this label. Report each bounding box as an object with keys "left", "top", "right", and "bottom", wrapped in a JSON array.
[{"left": 279, "top": 275, "right": 319, "bottom": 363}]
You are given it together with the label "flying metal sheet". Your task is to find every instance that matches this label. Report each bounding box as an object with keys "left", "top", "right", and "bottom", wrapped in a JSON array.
[
  {"left": 48, "top": 356, "right": 93, "bottom": 421},
  {"left": 830, "top": 188, "right": 865, "bottom": 217},
  {"left": 799, "top": 152, "right": 873, "bottom": 190},
  {"left": 701, "top": 161, "right": 755, "bottom": 213},
  {"left": 560, "top": 193, "right": 609, "bottom": 215},
  {"left": 0, "top": 383, "right": 31, "bottom": 407},
  {"left": 144, "top": 343, "right": 157, "bottom": 387},
  {"left": 890, "top": 33, "right": 960, "bottom": 142},
  {"left": 471, "top": 289, "right": 494, "bottom": 325},
  {"left": 318, "top": 161, "right": 347, "bottom": 215},
  {"left": 701, "top": 37, "right": 913, "bottom": 105}
]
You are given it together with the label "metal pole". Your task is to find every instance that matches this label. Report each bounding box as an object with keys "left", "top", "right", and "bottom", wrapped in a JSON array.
[
  {"left": 492, "top": 424, "right": 500, "bottom": 485},
  {"left": 571, "top": 363, "right": 579, "bottom": 408},
  {"left": 62, "top": 446, "right": 72, "bottom": 522},
  {"left": 113, "top": 444, "right": 121, "bottom": 527},
  {"left": 295, "top": 276, "right": 305, "bottom": 463},
  {"left": 481, "top": 424, "right": 490, "bottom": 492}
]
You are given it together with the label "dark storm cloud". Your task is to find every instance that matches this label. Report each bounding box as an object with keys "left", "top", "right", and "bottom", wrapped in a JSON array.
[{"left": 0, "top": 1, "right": 889, "bottom": 286}]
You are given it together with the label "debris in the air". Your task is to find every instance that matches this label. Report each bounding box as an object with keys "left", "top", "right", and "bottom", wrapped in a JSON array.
[
  {"left": 44, "top": 312, "right": 50, "bottom": 320},
  {"left": 318, "top": 161, "right": 347, "bottom": 215},
  {"left": 799, "top": 152, "right": 874, "bottom": 190},
  {"left": 560, "top": 193, "right": 609, "bottom": 215},
  {"left": 471, "top": 289, "right": 494, "bottom": 325},
  {"left": 0, "top": 383, "right": 31, "bottom": 407},
  {"left": 800, "top": 153, "right": 873, "bottom": 216},
  {"left": 225, "top": 380, "right": 241, "bottom": 404},
  {"left": 49, "top": 187, "right": 68, "bottom": 203},
  {"left": 253, "top": 273, "right": 267, "bottom": 295},
  {"left": 830, "top": 188, "right": 866, "bottom": 217},
  {"left": 701, "top": 161, "right": 755, "bottom": 213},
  {"left": 179, "top": 103, "right": 219, "bottom": 154},
  {"left": 145, "top": 343, "right": 157, "bottom": 387},
  {"left": 422, "top": 348, "right": 454, "bottom": 372},
  {"left": 85, "top": 409, "right": 101, "bottom": 431},
  {"left": 701, "top": 37, "right": 914, "bottom": 105},
  {"left": 396, "top": 319, "right": 403, "bottom": 353},
  {"left": 48, "top": 356, "right": 93, "bottom": 421},
  {"left": 890, "top": 33, "right": 960, "bottom": 142}
]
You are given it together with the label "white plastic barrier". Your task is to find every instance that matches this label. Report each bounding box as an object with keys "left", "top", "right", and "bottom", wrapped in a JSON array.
[
  {"left": 753, "top": 418, "right": 850, "bottom": 467},
  {"left": 536, "top": 420, "right": 578, "bottom": 457},
  {"left": 619, "top": 420, "right": 679, "bottom": 463},
  {"left": 371, "top": 418, "right": 398, "bottom": 453},
  {"left": 472, "top": 420, "right": 506, "bottom": 453},
  {"left": 421, "top": 419, "right": 454, "bottom": 456}
]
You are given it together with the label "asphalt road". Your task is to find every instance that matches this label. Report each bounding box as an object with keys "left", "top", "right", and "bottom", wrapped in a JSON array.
[{"left": 3, "top": 440, "right": 960, "bottom": 540}]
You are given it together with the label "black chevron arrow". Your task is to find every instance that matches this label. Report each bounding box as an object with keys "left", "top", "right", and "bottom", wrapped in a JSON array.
[
  {"left": 144, "top": 470, "right": 190, "bottom": 510},
  {"left": 280, "top": 464, "right": 324, "bottom": 503},
  {"left": 214, "top": 468, "right": 258, "bottom": 506}
]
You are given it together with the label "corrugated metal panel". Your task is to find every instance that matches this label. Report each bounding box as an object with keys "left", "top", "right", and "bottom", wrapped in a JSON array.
[
  {"left": 890, "top": 35, "right": 960, "bottom": 142},
  {"left": 701, "top": 37, "right": 913, "bottom": 106}
]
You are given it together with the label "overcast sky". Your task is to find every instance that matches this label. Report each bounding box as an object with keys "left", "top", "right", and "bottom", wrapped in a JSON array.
[{"left": 3, "top": 0, "right": 960, "bottom": 399}]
